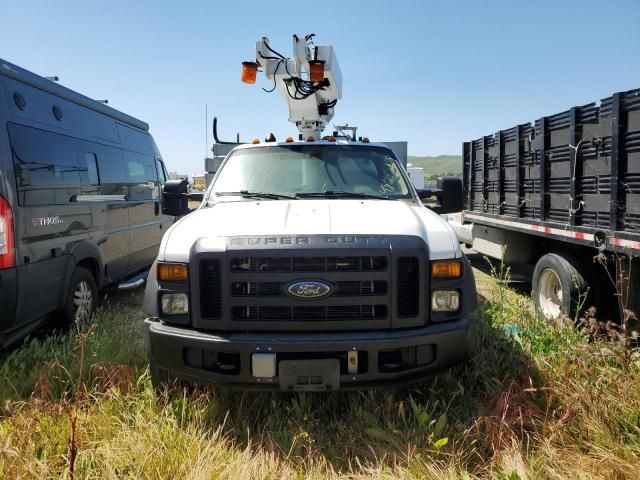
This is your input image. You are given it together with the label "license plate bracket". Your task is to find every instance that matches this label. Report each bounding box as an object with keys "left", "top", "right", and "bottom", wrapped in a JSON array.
[{"left": 278, "top": 359, "right": 340, "bottom": 392}]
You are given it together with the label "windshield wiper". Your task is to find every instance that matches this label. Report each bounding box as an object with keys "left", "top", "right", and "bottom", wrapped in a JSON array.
[
  {"left": 215, "top": 190, "right": 298, "bottom": 200},
  {"left": 296, "top": 191, "right": 391, "bottom": 200}
]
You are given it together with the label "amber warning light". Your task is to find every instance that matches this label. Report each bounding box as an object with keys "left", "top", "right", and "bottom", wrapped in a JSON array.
[
  {"left": 308, "top": 60, "right": 325, "bottom": 82},
  {"left": 158, "top": 262, "right": 188, "bottom": 282},
  {"left": 431, "top": 260, "right": 462, "bottom": 278},
  {"left": 241, "top": 62, "right": 258, "bottom": 84}
]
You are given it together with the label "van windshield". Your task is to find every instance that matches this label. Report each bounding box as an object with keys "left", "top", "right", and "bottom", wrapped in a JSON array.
[{"left": 209, "top": 145, "right": 411, "bottom": 200}]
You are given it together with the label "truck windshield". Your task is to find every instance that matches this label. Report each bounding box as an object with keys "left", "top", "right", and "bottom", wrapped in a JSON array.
[{"left": 210, "top": 145, "right": 411, "bottom": 200}]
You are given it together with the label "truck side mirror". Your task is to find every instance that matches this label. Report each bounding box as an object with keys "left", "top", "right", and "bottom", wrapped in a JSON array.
[
  {"left": 435, "top": 176, "right": 463, "bottom": 213},
  {"left": 417, "top": 176, "right": 463, "bottom": 214},
  {"left": 162, "top": 179, "right": 193, "bottom": 217}
]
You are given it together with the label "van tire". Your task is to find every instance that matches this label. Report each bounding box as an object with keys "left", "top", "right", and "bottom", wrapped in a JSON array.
[
  {"left": 60, "top": 266, "right": 98, "bottom": 326},
  {"left": 532, "top": 253, "right": 588, "bottom": 323}
]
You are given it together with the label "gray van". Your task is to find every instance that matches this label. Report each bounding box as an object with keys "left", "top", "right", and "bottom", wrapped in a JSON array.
[{"left": 0, "top": 59, "right": 172, "bottom": 347}]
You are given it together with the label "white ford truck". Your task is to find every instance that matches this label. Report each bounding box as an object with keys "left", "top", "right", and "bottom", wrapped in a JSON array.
[{"left": 142, "top": 35, "right": 477, "bottom": 391}]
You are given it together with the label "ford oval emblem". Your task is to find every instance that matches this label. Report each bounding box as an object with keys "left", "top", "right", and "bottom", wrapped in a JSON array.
[{"left": 286, "top": 280, "right": 333, "bottom": 300}]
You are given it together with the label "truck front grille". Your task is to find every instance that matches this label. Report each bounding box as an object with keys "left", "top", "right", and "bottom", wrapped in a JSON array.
[
  {"left": 224, "top": 253, "right": 392, "bottom": 327},
  {"left": 196, "top": 243, "right": 425, "bottom": 331}
]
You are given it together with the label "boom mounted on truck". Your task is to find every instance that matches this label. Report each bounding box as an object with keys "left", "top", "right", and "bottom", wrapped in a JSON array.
[{"left": 241, "top": 34, "right": 342, "bottom": 139}]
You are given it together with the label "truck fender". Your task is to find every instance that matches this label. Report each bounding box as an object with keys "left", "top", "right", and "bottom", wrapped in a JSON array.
[{"left": 143, "top": 258, "right": 159, "bottom": 317}]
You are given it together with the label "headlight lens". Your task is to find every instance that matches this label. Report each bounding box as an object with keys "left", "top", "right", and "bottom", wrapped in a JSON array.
[
  {"left": 161, "top": 293, "right": 189, "bottom": 314},
  {"left": 431, "top": 290, "right": 460, "bottom": 312}
]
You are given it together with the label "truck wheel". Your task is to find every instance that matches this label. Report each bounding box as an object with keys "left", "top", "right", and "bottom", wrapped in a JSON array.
[
  {"left": 532, "top": 253, "right": 588, "bottom": 322},
  {"left": 60, "top": 266, "right": 98, "bottom": 325}
]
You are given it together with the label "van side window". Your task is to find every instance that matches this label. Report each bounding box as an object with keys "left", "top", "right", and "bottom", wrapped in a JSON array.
[
  {"left": 125, "top": 151, "right": 157, "bottom": 200},
  {"left": 117, "top": 124, "right": 154, "bottom": 156},
  {"left": 156, "top": 159, "right": 167, "bottom": 185},
  {"left": 96, "top": 147, "right": 127, "bottom": 196},
  {"left": 8, "top": 122, "right": 81, "bottom": 205},
  {"left": 8, "top": 122, "right": 80, "bottom": 188}
]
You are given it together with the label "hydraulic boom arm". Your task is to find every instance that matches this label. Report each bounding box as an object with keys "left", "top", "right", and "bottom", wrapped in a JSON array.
[{"left": 242, "top": 34, "right": 342, "bottom": 139}]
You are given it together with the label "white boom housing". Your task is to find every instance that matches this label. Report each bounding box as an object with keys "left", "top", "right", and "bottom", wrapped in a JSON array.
[{"left": 254, "top": 35, "right": 342, "bottom": 138}]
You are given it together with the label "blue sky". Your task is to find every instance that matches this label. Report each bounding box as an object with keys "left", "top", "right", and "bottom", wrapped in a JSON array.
[{"left": 1, "top": 0, "right": 638, "bottom": 174}]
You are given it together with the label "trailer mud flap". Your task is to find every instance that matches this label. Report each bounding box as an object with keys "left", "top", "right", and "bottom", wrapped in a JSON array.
[{"left": 278, "top": 359, "right": 340, "bottom": 392}]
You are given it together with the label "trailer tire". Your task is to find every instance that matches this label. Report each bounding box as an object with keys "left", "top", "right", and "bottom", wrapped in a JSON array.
[{"left": 532, "top": 253, "right": 588, "bottom": 323}]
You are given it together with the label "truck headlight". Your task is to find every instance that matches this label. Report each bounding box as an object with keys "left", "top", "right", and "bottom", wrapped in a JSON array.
[
  {"left": 431, "top": 290, "right": 460, "bottom": 312},
  {"left": 161, "top": 293, "right": 189, "bottom": 315}
]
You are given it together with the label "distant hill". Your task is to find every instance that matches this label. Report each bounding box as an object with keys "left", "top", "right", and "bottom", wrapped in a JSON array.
[{"left": 407, "top": 155, "right": 462, "bottom": 180}]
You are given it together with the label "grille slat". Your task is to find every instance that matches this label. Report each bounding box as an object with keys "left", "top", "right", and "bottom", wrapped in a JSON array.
[
  {"left": 232, "top": 305, "right": 388, "bottom": 321},
  {"left": 231, "top": 256, "right": 387, "bottom": 273},
  {"left": 230, "top": 280, "right": 387, "bottom": 297}
]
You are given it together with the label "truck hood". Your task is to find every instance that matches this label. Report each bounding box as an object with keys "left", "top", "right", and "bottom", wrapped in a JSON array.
[{"left": 159, "top": 199, "right": 461, "bottom": 262}]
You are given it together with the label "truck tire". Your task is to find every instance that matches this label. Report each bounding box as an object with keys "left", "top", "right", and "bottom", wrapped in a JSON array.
[
  {"left": 532, "top": 253, "right": 588, "bottom": 323},
  {"left": 59, "top": 266, "right": 98, "bottom": 326}
]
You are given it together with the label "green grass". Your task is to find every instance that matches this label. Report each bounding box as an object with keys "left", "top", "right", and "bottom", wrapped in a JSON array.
[
  {"left": 407, "top": 155, "right": 462, "bottom": 180},
  {"left": 1, "top": 275, "right": 639, "bottom": 479}
]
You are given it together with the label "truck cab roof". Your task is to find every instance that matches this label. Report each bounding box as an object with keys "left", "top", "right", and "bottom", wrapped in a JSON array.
[{"left": 229, "top": 139, "right": 393, "bottom": 151}]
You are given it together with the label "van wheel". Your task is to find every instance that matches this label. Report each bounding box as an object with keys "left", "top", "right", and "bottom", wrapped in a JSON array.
[
  {"left": 62, "top": 266, "right": 98, "bottom": 325},
  {"left": 532, "top": 253, "right": 588, "bottom": 323}
]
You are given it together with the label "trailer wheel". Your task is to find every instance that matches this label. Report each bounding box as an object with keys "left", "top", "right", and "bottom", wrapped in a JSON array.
[{"left": 532, "top": 253, "right": 588, "bottom": 322}]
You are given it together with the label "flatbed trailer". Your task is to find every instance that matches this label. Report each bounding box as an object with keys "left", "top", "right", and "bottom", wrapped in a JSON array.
[{"left": 449, "top": 87, "right": 640, "bottom": 324}]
